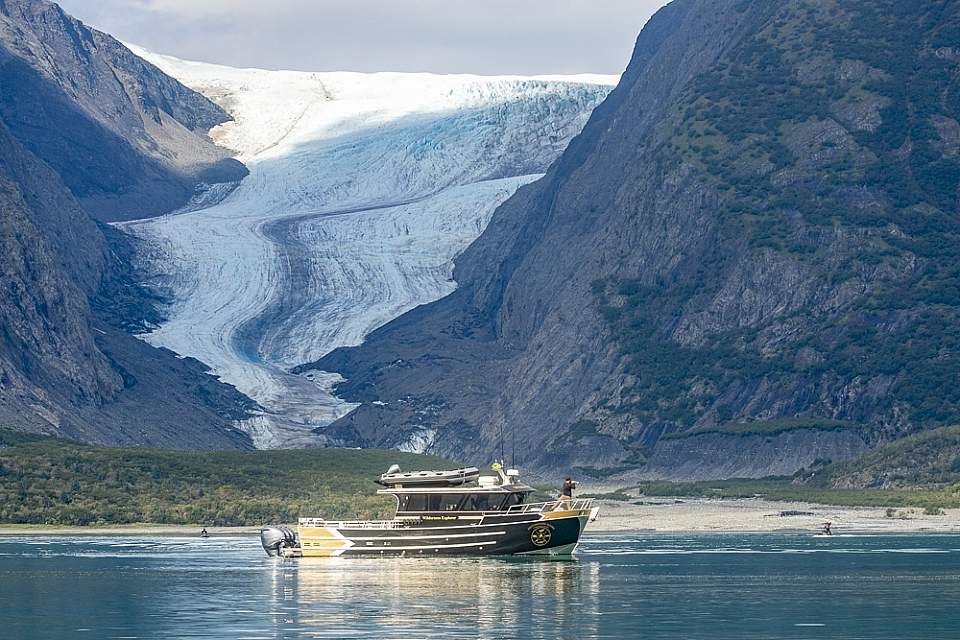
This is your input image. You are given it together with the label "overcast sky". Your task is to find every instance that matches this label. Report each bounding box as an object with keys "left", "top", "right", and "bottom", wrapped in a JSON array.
[{"left": 57, "top": 0, "right": 669, "bottom": 75}]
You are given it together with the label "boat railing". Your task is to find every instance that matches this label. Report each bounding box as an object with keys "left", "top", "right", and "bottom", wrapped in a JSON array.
[
  {"left": 297, "top": 498, "right": 596, "bottom": 528},
  {"left": 298, "top": 517, "right": 406, "bottom": 529},
  {"left": 506, "top": 498, "right": 594, "bottom": 514}
]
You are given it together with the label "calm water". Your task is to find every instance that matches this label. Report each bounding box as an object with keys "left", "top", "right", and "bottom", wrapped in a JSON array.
[{"left": 1, "top": 533, "right": 958, "bottom": 639}]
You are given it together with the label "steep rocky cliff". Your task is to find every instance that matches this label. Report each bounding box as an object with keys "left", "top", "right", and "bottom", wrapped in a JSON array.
[
  {"left": 0, "top": 122, "right": 120, "bottom": 426},
  {"left": 0, "top": 0, "right": 246, "bottom": 221},
  {"left": 0, "top": 0, "right": 252, "bottom": 448},
  {"left": 0, "top": 113, "right": 251, "bottom": 448},
  {"left": 317, "top": 0, "right": 960, "bottom": 478}
]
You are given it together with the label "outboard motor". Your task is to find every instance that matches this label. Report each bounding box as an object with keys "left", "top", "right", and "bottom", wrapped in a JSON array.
[{"left": 260, "top": 525, "right": 297, "bottom": 557}]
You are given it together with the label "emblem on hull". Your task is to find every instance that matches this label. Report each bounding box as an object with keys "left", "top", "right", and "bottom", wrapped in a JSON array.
[{"left": 530, "top": 524, "right": 553, "bottom": 546}]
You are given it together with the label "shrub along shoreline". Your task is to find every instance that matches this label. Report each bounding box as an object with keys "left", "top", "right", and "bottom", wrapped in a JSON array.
[{"left": 0, "top": 429, "right": 450, "bottom": 526}]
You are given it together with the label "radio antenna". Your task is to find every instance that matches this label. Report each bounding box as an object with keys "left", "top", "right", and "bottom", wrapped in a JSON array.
[{"left": 499, "top": 422, "right": 505, "bottom": 466}]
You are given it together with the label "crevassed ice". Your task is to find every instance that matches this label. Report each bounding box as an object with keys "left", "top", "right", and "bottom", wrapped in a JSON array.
[{"left": 119, "top": 45, "right": 617, "bottom": 449}]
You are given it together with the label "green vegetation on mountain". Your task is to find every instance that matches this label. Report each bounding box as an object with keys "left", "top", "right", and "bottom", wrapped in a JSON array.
[
  {"left": 593, "top": 0, "right": 960, "bottom": 443},
  {"left": 804, "top": 425, "right": 960, "bottom": 489},
  {"left": 0, "top": 429, "right": 452, "bottom": 526},
  {"left": 662, "top": 417, "right": 857, "bottom": 439},
  {"left": 304, "top": 0, "right": 960, "bottom": 478}
]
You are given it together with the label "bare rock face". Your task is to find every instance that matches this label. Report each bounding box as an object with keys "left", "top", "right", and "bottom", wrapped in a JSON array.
[
  {"left": 0, "top": 0, "right": 246, "bottom": 221},
  {"left": 316, "top": 0, "right": 960, "bottom": 478},
  {"left": 0, "top": 133, "right": 122, "bottom": 419},
  {"left": 638, "top": 429, "right": 870, "bottom": 481},
  {"left": 0, "top": 1, "right": 252, "bottom": 448}
]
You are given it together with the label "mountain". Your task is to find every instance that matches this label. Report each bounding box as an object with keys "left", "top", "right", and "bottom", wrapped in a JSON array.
[
  {"left": 0, "top": 0, "right": 246, "bottom": 222},
  {"left": 123, "top": 48, "right": 617, "bottom": 448},
  {"left": 314, "top": 0, "right": 960, "bottom": 478},
  {"left": 0, "top": 0, "right": 252, "bottom": 448}
]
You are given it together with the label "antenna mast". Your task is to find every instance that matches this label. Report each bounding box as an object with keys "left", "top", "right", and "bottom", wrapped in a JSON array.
[{"left": 499, "top": 422, "right": 505, "bottom": 466}]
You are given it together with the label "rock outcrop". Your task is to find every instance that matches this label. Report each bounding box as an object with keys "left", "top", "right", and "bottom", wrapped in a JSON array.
[{"left": 316, "top": 0, "right": 960, "bottom": 477}]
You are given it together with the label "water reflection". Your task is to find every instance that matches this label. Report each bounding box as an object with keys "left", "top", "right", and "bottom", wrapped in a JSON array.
[
  {"left": 270, "top": 557, "right": 601, "bottom": 638},
  {"left": 4, "top": 535, "right": 960, "bottom": 639}
]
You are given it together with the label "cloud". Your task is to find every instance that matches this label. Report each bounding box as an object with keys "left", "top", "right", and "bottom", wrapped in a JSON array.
[{"left": 56, "top": 0, "right": 668, "bottom": 75}]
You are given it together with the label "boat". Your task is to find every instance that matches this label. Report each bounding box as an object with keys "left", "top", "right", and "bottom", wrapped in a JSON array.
[{"left": 260, "top": 464, "right": 598, "bottom": 557}]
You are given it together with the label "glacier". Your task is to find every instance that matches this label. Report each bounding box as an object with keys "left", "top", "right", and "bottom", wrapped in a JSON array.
[{"left": 121, "top": 46, "right": 617, "bottom": 449}]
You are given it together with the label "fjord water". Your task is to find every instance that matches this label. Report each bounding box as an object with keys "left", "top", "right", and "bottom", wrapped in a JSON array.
[{"left": 1, "top": 534, "right": 958, "bottom": 639}]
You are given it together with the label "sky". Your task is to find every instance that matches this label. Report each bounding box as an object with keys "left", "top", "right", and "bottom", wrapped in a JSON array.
[{"left": 57, "top": 0, "right": 670, "bottom": 75}]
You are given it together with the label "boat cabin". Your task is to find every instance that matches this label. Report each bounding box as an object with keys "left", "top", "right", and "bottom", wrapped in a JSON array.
[{"left": 376, "top": 465, "right": 533, "bottom": 517}]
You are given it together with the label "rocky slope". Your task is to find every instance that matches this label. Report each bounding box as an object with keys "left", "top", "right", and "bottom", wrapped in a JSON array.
[
  {"left": 0, "top": 0, "right": 246, "bottom": 221},
  {"left": 317, "top": 0, "right": 960, "bottom": 478},
  {"left": 640, "top": 424, "right": 869, "bottom": 481},
  {"left": 0, "top": 0, "right": 252, "bottom": 448}
]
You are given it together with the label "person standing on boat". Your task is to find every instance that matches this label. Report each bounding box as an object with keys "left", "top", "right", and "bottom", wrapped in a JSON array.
[{"left": 560, "top": 476, "right": 577, "bottom": 507}]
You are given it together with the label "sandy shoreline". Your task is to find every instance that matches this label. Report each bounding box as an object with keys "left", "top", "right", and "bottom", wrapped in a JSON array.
[
  {"left": 0, "top": 525, "right": 261, "bottom": 537},
  {"left": 588, "top": 497, "right": 960, "bottom": 534},
  {"left": 2, "top": 498, "right": 958, "bottom": 537}
]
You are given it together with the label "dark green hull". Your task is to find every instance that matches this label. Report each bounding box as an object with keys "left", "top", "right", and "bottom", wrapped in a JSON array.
[{"left": 295, "top": 512, "right": 588, "bottom": 557}]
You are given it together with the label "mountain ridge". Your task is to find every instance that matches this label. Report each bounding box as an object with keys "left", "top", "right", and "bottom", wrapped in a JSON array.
[{"left": 0, "top": 0, "right": 247, "bottom": 221}]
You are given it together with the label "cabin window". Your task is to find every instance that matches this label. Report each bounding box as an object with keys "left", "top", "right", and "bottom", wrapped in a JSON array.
[
  {"left": 398, "top": 494, "right": 428, "bottom": 512},
  {"left": 427, "top": 493, "right": 467, "bottom": 511},
  {"left": 464, "top": 494, "right": 496, "bottom": 512},
  {"left": 398, "top": 493, "right": 467, "bottom": 512},
  {"left": 502, "top": 493, "right": 528, "bottom": 509},
  {"left": 397, "top": 492, "right": 527, "bottom": 512}
]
